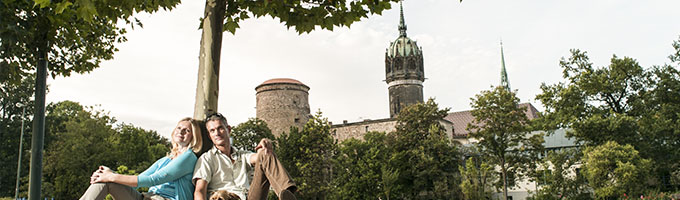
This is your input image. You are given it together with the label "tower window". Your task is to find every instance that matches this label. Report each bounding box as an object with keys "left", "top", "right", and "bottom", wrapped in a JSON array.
[
  {"left": 294, "top": 118, "right": 300, "bottom": 123},
  {"left": 365, "top": 126, "right": 369, "bottom": 132}
]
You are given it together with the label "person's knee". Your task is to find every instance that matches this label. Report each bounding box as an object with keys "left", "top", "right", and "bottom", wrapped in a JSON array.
[{"left": 257, "top": 151, "right": 276, "bottom": 163}]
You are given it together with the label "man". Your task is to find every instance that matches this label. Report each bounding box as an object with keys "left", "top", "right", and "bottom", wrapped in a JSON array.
[{"left": 193, "top": 113, "right": 297, "bottom": 200}]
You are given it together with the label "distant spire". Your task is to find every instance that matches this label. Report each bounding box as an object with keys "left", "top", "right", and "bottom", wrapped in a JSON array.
[
  {"left": 500, "top": 40, "right": 511, "bottom": 91},
  {"left": 398, "top": 1, "right": 407, "bottom": 37}
]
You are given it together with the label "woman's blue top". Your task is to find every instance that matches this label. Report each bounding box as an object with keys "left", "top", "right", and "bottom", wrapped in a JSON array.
[{"left": 137, "top": 150, "right": 197, "bottom": 200}]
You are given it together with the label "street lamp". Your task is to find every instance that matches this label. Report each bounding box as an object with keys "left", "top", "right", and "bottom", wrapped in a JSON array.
[{"left": 15, "top": 105, "right": 27, "bottom": 200}]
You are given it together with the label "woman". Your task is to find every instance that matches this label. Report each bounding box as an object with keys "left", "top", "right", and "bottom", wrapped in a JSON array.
[{"left": 80, "top": 117, "right": 203, "bottom": 200}]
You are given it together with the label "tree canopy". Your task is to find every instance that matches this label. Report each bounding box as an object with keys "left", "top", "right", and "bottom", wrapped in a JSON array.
[
  {"left": 468, "top": 86, "right": 544, "bottom": 200},
  {"left": 231, "top": 118, "right": 275, "bottom": 152},
  {"left": 0, "top": 0, "right": 181, "bottom": 85},
  {"left": 536, "top": 37, "right": 680, "bottom": 191},
  {"left": 582, "top": 141, "right": 651, "bottom": 199},
  {"left": 388, "top": 99, "right": 462, "bottom": 199},
  {"left": 210, "top": 0, "right": 427, "bottom": 34},
  {"left": 276, "top": 111, "right": 337, "bottom": 199},
  {"left": 42, "top": 101, "right": 170, "bottom": 199}
]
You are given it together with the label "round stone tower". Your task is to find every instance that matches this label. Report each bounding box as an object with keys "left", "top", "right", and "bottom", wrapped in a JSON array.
[
  {"left": 385, "top": 3, "right": 424, "bottom": 118},
  {"left": 255, "top": 78, "right": 310, "bottom": 137}
]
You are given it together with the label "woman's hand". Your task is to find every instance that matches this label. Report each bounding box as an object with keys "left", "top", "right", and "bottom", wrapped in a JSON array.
[
  {"left": 89, "top": 169, "right": 100, "bottom": 184},
  {"left": 91, "top": 166, "right": 116, "bottom": 184}
]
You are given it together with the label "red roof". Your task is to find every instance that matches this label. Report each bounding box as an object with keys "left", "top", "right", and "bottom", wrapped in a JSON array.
[
  {"left": 444, "top": 102, "right": 540, "bottom": 137},
  {"left": 259, "top": 78, "right": 307, "bottom": 87}
]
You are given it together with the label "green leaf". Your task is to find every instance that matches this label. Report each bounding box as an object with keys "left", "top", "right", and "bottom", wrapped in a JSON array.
[
  {"left": 34, "top": 0, "right": 50, "bottom": 8},
  {"left": 55, "top": 1, "right": 73, "bottom": 14}
]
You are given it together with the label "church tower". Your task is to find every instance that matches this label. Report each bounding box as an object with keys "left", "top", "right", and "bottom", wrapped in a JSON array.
[
  {"left": 500, "top": 41, "right": 511, "bottom": 91},
  {"left": 385, "top": 2, "right": 424, "bottom": 118}
]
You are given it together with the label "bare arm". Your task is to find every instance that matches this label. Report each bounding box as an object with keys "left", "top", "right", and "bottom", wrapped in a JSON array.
[
  {"left": 194, "top": 179, "right": 208, "bottom": 200},
  {"left": 92, "top": 166, "right": 138, "bottom": 187}
]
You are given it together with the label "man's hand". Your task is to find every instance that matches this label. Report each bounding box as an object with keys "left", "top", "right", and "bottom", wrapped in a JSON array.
[{"left": 254, "top": 138, "right": 273, "bottom": 155}]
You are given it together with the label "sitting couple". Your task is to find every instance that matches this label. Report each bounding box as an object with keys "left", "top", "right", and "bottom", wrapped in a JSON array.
[{"left": 80, "top": 113, "right": 297, "bottom": 200}]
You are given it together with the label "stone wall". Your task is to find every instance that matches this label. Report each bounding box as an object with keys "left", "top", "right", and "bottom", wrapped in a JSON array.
[
  {"left": 331, "top": 118, "right": 455, "bottom": 143},
  {"left": 256, "top": 82, "right": 310, "bottom": 137},
  {"left": 331, "top": 118, "right": 397, "bottom": 142}
]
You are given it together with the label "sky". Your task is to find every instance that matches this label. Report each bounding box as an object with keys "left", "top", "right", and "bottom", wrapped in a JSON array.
[{"left": 46, "top": 0, "right": 680, "bottom": 139}]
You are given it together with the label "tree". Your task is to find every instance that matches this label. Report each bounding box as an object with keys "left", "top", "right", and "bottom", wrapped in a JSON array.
[
  {"left": 459, "top": 156, "right": 496, "bottom": 200},
  {"left": 535, "top": 50, "right": 645, "bottom": 146},
  {"left": 332, "top": 132, "right": 390, "bottom": 199},
  {"left": 528, "top": 149, "right": 590, "bottom": 200},
  {"left": 112, "top": 123, "right": 170, "bottom": 172},
  {"left": 277, "top": 111, "right": 337, "bottom": 199},
  {"left": 3, "top": 1, "right": 183, "bottom": 198},
  {"left": 41, "top": 101, "right": 170, "bottom": 199},
  {"left": 0, "top": 75, "right": 35, "bottom": 197},
  {"left": 1, "top": 0, "right": 181, "bottom": 85},
  {"left": 582, "top": 141, "right": 651, "bottom": 199},
  {"left": 231, "top": 118, "right": 275, "bottom": 152},
  {"left": 43, "top": 102, "right": 118, "bottom": 199},
  {"left": 387, "top": 99, "right": 463, "bottom": 199},
  {"left": 536, "top": 38, "right": 680, "bottom": 190},
  {"left": 468, "top": 86, "right": 544, "bottom": 200}
]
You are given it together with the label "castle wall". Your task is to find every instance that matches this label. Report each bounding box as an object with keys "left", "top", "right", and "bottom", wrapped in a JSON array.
[
  {"left": 331, "top": 119, "right": 397, "bottom": 142},
  {"left": 332, "top": 118, "right": 455, "bottom": 143}
]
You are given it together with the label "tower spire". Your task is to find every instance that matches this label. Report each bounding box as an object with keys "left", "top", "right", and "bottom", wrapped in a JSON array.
[
  {"left": 500, "top": 40, "right": 511, "bottom": 91},
  {"left": 398, "top": 1, "right": 407, "bottom": 37}
]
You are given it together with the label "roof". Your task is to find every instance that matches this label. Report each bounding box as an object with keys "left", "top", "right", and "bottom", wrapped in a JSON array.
[
  {"left": 259, "top": 78, "right": 306, "bottom": 86},
  {"left": 444, "top": 102, "right": 540, "bottom": 137}
]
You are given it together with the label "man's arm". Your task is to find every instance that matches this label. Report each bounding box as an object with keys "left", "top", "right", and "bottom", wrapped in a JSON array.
[{"left": 194, "top": 178, "right": 208, "bottom": 200}]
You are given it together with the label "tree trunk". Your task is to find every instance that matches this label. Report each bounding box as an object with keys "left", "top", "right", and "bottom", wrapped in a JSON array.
[
  {"left": 501, "top": 162, "right": 508, "bottom": 200},
  {"left": 193, "top": 0, "right": 226, "bottom": 153},
  {"left": 28, "top": 29, "right": 48, "bottom": 200}
]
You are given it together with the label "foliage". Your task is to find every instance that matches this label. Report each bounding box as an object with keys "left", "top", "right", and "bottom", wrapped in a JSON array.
[
  {"left": 535, "top": 50, "right": 645, "bottom": 146},
  {"left": 231, "top": 118, "right": 275, "bottom": 152},
  {"left": 387, "top": 98, "right": 463, "bottom": 199},
  {"left": 112, "top": 123, "right": 170, "bottom": 172},
  {"left": 459, "top": 156, "right": 496, "bottom": 200},
  {"left": 210, "top": 0, "right": 446, "bottom": 34},
  {"left": 331, "top": 132, "right": 390, "bottom": 200},
  {"left": 468, "top": 86, "right": 544, "bottom": 200},
  {"left": 582, "top": 141, "right": 652, "bottom": 199},
  {"left": 528, "top": 148, "right": 591, "bottom": 200},
  {"left": 43, "top": 101, "right": 117, "bottom": 199},
  {"left": 41, "top": 101, "right": 170, "bottom": 199},
  {"left": 0, "top": 0, "right": 181, "bottom": 85},
  {"left": 277, "top": 111, "right": 337, "bottom": 199},
  {"left": 0, "top": 75, "right": 35, "bottom": 197},
  {"left": 536, "top": 38, "right": 680, "bottom": 190}
]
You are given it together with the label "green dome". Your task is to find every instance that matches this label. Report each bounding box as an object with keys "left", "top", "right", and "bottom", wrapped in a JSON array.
[
  {"left": 386, "top": 2, "right": 421, "bottom": 58},
  {"left": 387, "top": 36, "right": 421, "bottom": 57}
]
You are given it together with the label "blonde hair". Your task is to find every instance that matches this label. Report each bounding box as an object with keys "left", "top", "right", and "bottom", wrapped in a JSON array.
[{"left": 169, "top": 117, "right": 203, "bottom": 158}]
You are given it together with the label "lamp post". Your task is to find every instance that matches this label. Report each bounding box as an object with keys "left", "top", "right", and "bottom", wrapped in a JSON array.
[{"left": 15, "top": 106, "right": 26, "bottom": 199}]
